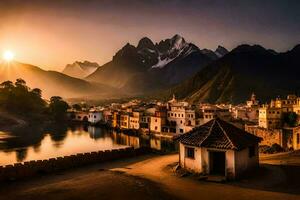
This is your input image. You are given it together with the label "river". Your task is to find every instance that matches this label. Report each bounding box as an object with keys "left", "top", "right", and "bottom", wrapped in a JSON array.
[{"left": 0, "top": 124, "right": 177, "bottom": 166}]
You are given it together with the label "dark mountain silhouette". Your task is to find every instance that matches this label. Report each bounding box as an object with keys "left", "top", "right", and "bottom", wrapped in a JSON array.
[
  {"left": 0, "top": 62, "right": 117, "bottom": 99},
  {"left": 167, "top": 44, "right": 300, "bottom": 104},
  {"left": 86, "top": 35, "right": 225, "bottom": 93}
]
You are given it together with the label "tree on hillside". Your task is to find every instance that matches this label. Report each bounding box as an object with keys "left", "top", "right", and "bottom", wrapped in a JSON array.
[
  {"left": 72, "top": 103, "right": 82, "bottom": 111},
  {"left": 0, "top": 81, "right": 14, "bottom": 91},
  {"left": 282, "top": 112, "right": 298, "bottom": 127},
  {"left": 49, "top": 96, "right": 69, "bottom": 121},
  {"left": 31, "top": 88, "right": 42, "bottom": 98},
  {"left": 0, "top": 79, "right": 46, "bottom": 115}
]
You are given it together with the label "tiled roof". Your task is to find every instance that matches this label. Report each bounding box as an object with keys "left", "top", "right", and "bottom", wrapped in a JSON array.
[{"left": 174, "top": 118, "right": 262, "bottom": 150}]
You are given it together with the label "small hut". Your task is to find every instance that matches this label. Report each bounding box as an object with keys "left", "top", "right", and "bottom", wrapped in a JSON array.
[{"left": 175, "top": 118, "right": 261, "bottom": 180}]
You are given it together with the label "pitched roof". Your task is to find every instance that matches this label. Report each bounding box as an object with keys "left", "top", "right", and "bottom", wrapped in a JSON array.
[{"left": 174, "top": 118, "right": 262, "bottom": 150}]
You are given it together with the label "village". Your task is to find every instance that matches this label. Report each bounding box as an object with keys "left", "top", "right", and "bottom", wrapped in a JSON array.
[
  {"left": 3, "top": 93, "right": 299, "bottom": 200},
  {"left": 62, "top": 93, "right": 300, "bottom": 182},
  {"left": 70, "top": 93, "right": 300, "bottom": 152}
]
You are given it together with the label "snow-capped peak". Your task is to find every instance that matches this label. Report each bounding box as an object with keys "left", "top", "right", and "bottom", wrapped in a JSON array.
[
  {"left": 62, "top": 61, "right": 99, "bottom": 79},
  {"left": 171, "top": 34, "right": 187, "bottom": 50},
  {"left": 215, "top": 45, "right": 228, "bottom": 58}
]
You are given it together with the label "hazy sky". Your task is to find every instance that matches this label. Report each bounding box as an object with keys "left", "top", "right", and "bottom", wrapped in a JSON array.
[{"left": 0, "top": 0, "right": 299, "bottom": 71}]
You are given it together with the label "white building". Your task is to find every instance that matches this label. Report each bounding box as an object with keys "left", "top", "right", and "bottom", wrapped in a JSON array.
[
  {"left": 129, "top": 111, "right": 141, "bottom": 130},
  {"left": 167, "top": 95, "right": 196, "bottom": 134},
  {"left": 175, "top": 118, "right": 261, "bottom": 180},
  {"left": 88, "top": 111, "right": 104, "bottom": 124}
]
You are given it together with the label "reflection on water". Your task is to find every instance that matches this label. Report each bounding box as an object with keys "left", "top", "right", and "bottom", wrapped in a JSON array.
[{"left": 0, "top": 124, "right": 176, "bottom": 166}]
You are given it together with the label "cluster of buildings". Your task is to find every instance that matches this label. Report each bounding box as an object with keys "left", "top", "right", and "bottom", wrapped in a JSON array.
[
  {"left": 67, "top": 93, "right": 300, "bottom": 180},
  {"left": 175, "top": 94, "right": 300, "bottom": 180},
  {"left": 244, "top": 95, "right": 300, "bottom": 151},
  {"left": 69, "top": 96, "right": 198, "bottom": 134},
  {"left": 69, "top": 95, "right": 237, "bottom": 135},
  {"left": 69, "top": 93, "right": 300, "bottom": 151}
]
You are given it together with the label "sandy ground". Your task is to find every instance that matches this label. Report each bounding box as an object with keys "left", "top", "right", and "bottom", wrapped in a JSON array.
[{"left": 0, "top": 153, "right": 300, "bottom": 200}]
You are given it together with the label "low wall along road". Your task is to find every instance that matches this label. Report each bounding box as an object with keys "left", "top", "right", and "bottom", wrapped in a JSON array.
[{"left": 0, "top": 147, "right": 148, "bottom": 182}]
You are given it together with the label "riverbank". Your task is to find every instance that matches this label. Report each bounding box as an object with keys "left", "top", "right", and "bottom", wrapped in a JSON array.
[
  {"left": 1, "top": 152, "right": 299, "bottom": 200},
  {"left": 0, "top": 110, "right": 27, "bottom": 131}
]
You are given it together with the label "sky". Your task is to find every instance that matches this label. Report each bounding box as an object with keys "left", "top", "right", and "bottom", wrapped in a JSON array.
[{"left": 0, "top": 0, "right": 299, "bottom": 71}]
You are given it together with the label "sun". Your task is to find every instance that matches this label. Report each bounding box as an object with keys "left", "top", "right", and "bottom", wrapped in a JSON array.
[{"left": 3, "top": 50, "right": 15, "bottom": 62}]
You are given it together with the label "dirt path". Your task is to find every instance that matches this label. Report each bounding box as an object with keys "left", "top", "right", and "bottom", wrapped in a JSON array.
[
  {"left": 109, "top": 154, "right": 299, "bottom": 200},
  {"left": 0, "top": 153, "right": 299, "bottom": 200},
  {"left": 0, "top": 160, "right": 177, "bottom": 200}
]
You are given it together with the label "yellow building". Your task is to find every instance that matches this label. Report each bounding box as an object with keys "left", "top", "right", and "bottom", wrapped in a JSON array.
[
  {"left": 258, "top": 105, "right": 282, "bottom": 129},
  {"left": 150, "top": 109, "right": 167, "bottom": 133},
  {"left": 293, "top": 127, "right": 300, "bottom": 150},
  {"left": 259, "top": 95, "right": 300, "bottom": 129},
  {"left": 120, "top": 113, "right": 130, "bottom": 129},
  {"left": 112, "top": 111, "right": 120, "bottom": 128}
]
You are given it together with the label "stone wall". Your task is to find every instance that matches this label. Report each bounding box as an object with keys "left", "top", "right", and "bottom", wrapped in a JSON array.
[
  {"left": 245, "top": 125, "right": 291, "bottom": 148},
  {"left": 0, "top": 147, "right": 149, "bottom": 182}
]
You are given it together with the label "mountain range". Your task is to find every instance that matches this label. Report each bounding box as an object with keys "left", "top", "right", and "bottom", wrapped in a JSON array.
[
  {"left": 62, "top": 61, "right": 99, "bottom": 79},
  {"left": 3, "top": 34, "right": 300, "bottom": 104},
  {"left": 0, "top": 62, "right": 117, "bottom": 99},
  {"left": 86, "top": 35, "right": 228, "bottom": 93},
  {"left": 167, "top": 44, "right": 300, "bottom": 104}
]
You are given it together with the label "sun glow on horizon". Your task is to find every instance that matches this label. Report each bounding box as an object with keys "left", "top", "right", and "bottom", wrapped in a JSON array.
[{"left": 3, "top": 50, "right": 15, "bottom": 62}]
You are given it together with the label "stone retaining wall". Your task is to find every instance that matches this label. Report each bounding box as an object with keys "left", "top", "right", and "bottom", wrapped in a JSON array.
[
  {"left": 0, "top": 147, "right": 149, "bottom": 182},
  {"left": 245, "top": 125, "right": 294, "bottom": 149}
]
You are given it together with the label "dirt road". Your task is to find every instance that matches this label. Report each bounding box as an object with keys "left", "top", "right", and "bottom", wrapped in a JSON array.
[
  {"left": 0, "top": 153, "right": 299, "bottom": 200},
  {"left": 110, "top": 154, "right": 300, "bottom": 200}
]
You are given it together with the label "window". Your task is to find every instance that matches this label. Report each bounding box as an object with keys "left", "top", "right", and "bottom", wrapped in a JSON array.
[
  {"left": 185, "top": 147, "right": 195, "bottom": 159},
  {"left": 180, "top": 129, "right": 184, "bottom": 133},
  {"left": 249, "top": 145, "right": 255, "bottom": 158},
  {"left": 297, "top": 134, "right": 300, "bottom": 144}
]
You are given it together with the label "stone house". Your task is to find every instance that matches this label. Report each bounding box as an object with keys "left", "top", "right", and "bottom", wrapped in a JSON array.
[
  {"left": 150, "top": 108, "right": 167, "bottom": 133},
  {"left": 175, "top": 118, "right": 261, "bottom": 180}
]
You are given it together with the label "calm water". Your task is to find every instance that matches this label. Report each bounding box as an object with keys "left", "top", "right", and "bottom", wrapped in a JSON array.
[{"left": 0, "top": 124, "right": 177, "bottom": 166}]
